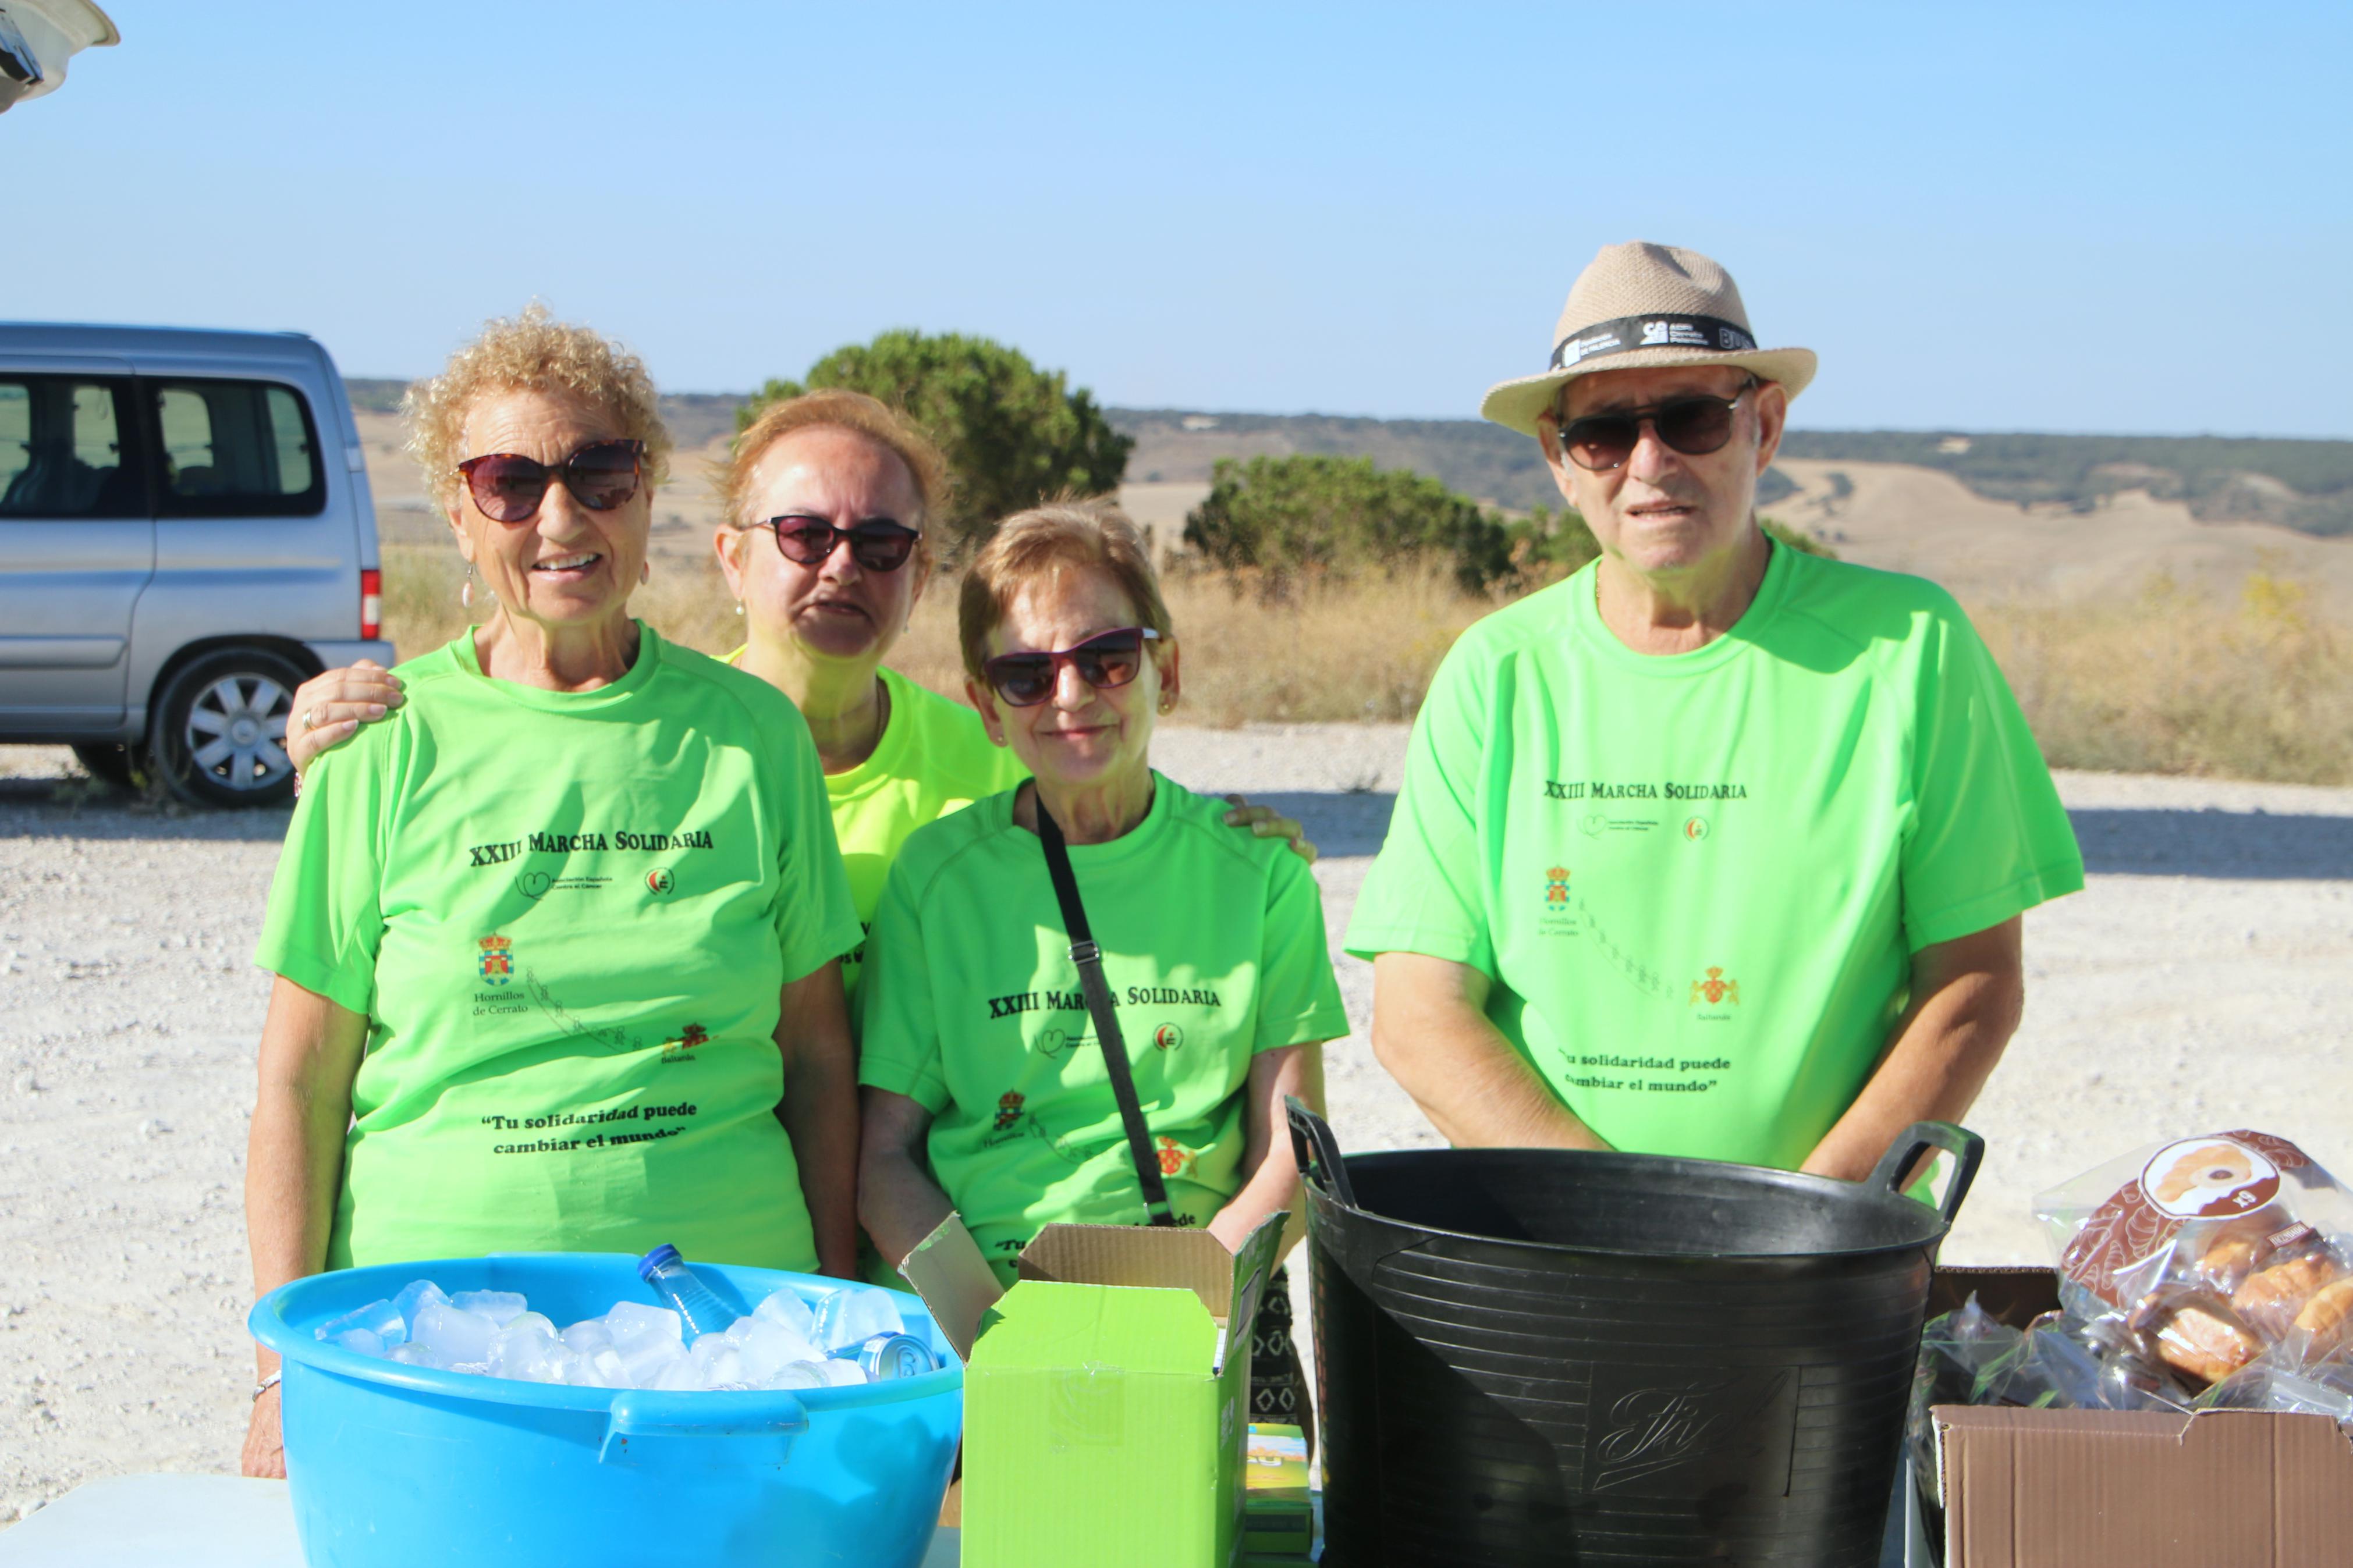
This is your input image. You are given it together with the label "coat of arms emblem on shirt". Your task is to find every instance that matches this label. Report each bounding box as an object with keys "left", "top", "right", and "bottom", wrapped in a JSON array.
[
  {"left": 1545, "top": 866, "right": 1572, "bottom": 905},
  {"left": 1689, "top": 966, "right": 1739, "bottom": 1007},
  {"left": 478, "top": 935, "right": 514, "bottom": 986}
]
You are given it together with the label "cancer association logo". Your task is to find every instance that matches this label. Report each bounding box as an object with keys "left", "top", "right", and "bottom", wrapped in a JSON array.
[
  {"left": 1683, "top": 816, "right": 1710, "bottom": 842},
  {"left": 1545, "top": 866, "right": 1573, "bottom": 906},
  {"left": 478, "top": 935, "right": 514, "bottom": 986},
  {"left": 1154, "top": 1023, "right": 1185, "bottom": 1051},
  {"left": 1689, "top": 966, "right": 1740, "bottom": 1007},
  {"left": 645, "top": 868, "right": 675, "bottom": 895}
]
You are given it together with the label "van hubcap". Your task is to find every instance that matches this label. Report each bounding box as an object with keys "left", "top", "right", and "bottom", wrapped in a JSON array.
[{"left": 185, "top": 675, "right": 293, "bottom": 791}]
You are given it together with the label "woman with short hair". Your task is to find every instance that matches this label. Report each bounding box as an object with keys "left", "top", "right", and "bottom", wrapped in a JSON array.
[
  {"left": 855, "top": 499, "right": 1344, "bottom": 1424},
  {"left": 243, "top": 307, "right": 859, "bottom": 1475}
]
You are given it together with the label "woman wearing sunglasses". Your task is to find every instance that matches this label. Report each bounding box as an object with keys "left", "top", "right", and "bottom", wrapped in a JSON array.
[
  {"left": 856, "top": 499, "right": 1346, "bottom": 1432},
  {"left": 242, "top": 308, "right": 860, "bottom": 1476}
]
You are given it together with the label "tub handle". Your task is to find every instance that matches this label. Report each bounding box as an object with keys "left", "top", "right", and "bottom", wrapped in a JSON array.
[
  {"left": 598, "top": 1388, "right": 811, "bottom": 1466},
  {"left": 1287, "top": 1096, "right": 1358, "bottom": 1210},
  {"left": 1868, "top": 1121, "right": 1985, "bottom": 1227}
]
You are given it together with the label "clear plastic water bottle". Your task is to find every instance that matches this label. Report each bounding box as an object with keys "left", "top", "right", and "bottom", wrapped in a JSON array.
[{"left": 637, "top": 1244, "right": 740, "bottom": 1343}]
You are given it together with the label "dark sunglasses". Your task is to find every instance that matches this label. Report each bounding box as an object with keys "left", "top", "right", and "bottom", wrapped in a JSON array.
[
  {"left": 1556, "top": 379, "right": 1756, "bottom": 472},
  {"left": 456, "top": 439, "right": 646, "bottom": 524},
  {"left": 759, "top": 515, "right": 923, "bottom": 573},
  {"left": 982, "top": 627, "right": 1160, "bottom": 707}
]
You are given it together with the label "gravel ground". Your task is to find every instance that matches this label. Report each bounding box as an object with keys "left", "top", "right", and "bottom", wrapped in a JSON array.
[{"left": 3, "top": 732, "right": 2350, "bottom": 1523}]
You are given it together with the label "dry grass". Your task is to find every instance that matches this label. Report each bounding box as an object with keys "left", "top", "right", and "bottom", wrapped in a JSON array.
[
  {"left": 380, "top": 542, "right": 2353, "bottom": 785},
  {"left": 1978, "top": 571, "right": 2353, "bottom": 784}
]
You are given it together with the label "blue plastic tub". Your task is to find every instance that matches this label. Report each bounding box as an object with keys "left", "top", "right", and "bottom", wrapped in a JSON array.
[{"left": 249, "top": 1254, "right": 962, "bottom": 1567}]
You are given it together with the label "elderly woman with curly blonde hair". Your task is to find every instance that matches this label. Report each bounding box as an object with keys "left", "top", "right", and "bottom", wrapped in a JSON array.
[{"left": 241, "top": 307, "right": 860, "bottom": 1475}]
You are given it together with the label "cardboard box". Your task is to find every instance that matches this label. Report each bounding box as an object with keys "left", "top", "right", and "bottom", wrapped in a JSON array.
[
  {"left": 1241, "top": 1424, "right": 1313, "bottom": 1557},
  {"left": 1927, "top": 1266, "right": 2353, "bottom": 1568},
  {"left": 903, "top": 1213, "right": 1283, "bottom": 1568}
]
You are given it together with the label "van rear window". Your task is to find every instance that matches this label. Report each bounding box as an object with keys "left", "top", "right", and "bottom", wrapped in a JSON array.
[
  {"left": 150, "top": 379, "right": 325, "bottom": 517},
  {"left": 0, "top": 377, "right": 145, "bottom": 518}
]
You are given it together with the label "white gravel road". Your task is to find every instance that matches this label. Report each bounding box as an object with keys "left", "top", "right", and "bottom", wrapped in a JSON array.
[{"left": 3, "top": 733, "right": 2350, "bottom": 1523}]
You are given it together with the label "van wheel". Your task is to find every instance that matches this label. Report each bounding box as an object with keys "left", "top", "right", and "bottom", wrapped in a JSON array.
[
  {"left": 70, "top": 742, "right": 144, "bottom": 790},
  {"left": 147, "top": 648, "right": 308, "bottom": 808}
]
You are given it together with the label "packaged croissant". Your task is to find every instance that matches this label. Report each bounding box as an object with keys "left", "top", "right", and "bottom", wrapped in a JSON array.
[{"left": 2034, "top": 1130, "right": 2353, "bottom": 1386}]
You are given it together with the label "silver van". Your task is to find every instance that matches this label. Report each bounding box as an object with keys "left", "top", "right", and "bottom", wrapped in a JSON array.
[{"left": 0, "top": 322, "right": 393, "bottom": 806}]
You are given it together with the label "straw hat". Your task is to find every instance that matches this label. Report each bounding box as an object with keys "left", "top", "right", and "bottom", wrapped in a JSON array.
[{"left": 1479, "top": 241, "right": 1817, "bottom": 437}]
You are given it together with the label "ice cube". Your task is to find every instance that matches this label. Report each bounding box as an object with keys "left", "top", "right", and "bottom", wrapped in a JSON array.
[
  {"left": 765, "top": 1360, "right": 828, "bottom": 1391},
  {"left": 815, "top": 1358, "right": 869, "bottom": 1386},
  {"left": 734, "top": 1316, "right": 825, "bottom": 1384},
  {"left": 812, "top": 1286, "right": 903, "bottom": 1352},
  {"left": 488, "top": 1320, "right": 561, "bottom": 1382},
  {"left": 386, "top": 1342, "right": 435, "bottom": 1367},
  {"left": 587, "top": 1347, "right": 629, "bottom": 1388},
  {"left": 615, "top": 1334, "right": 686, "bottom": 1389},
  {"left": 332, "top": 1327, "right": 386, "bottom": 1356},
  {"left": 390, "top": 1280, "right": 448, "bottom": 1334},
  {"left": 652, "top": 1354, "right": 704, "bottom": 1392},
  {"left": 687, "top": 1336, "right": 747, "bottom": 1390},
  {"left": 560, "top": 1320, "right": 613, "bottom": 1355},
  {"left": 450, "top": 1290, "right": 528, "bottom": 1328},
  {"left": 413, "top": 1300, "right": 499, "bottom": 1366},
  {"left": 604, "top": 1302, "right": 683, "bottom": 1352},
  {"left": 752, "top": 1288, "right": 819, "bottom": 1340},
  {"left": 317, "top": 1297, "right": 406, "bottom": 1347}
]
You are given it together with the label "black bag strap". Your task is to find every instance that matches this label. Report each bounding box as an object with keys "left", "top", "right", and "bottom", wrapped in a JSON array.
[{"left": 1036, "top": 799, "right": 1179, "bottom": 1226}]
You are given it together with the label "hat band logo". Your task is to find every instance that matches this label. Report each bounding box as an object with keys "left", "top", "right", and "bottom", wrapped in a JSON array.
[{"left": 1551, "top": 313, "right": 1758, "bottom": 370}]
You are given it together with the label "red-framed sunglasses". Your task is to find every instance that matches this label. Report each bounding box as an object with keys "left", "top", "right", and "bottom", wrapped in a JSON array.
[
  {"left": 456, "top": 438, "right": 645, "bottom": 524},
  {"left": 982, "top": 627, "right": 1160, "bottom": 707},
  {"left": 757, "top": 514, "right": 922, "bottom": 573}
]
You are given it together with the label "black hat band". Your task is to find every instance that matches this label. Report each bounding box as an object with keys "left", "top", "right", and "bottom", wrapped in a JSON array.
[{"left": 1550, "top": 313, "right": 1759, "bottom": 371}]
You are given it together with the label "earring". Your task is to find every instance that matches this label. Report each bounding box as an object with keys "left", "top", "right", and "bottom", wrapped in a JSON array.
[
  {"left": 733, "top": 601, "right": 744, "bottom": 616},
  {"left": 640, "top": 561, "right": 651, "bottom": 585},
  {"left": 460, "top": 564, "right": 473, "bottom": 610}
]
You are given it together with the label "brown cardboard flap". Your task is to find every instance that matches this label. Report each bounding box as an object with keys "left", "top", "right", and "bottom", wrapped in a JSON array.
[
  {"left": 1936, "top": 1405, "right": 2353, "bottom": 1567},
  {"left": 900, "top": 1213, "right": 1005, "bottom": 1362},
  {"left": 1018, "top": 1224, "right": 1244, "bottom": 1316}
]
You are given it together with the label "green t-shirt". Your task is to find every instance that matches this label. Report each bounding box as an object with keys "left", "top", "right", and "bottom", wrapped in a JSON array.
[
  {"left": 858, "top": 774, "right": 1350, "bottom": 1283},
  {"left": 1345, "top": 546, "right": 2083, "bottom": 1171},
  {"left": 719, "top": 652, "right": 1029, "bottom": 1001},
  {"left": 826, "top": 667, "right": 1029, "bottom": 998},
  {"left": 256, "top": 625, "right": 860, "bottom": 1271}
]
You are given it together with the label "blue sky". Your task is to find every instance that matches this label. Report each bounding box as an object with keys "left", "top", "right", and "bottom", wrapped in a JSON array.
[{"left": 8, "top": 2, "right": 2348, "bottom": 435}]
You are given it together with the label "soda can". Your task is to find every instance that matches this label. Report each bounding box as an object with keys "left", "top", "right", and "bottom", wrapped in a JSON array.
[{"left": 856, "top": 1332, "right": 936, "bottom": 1379}]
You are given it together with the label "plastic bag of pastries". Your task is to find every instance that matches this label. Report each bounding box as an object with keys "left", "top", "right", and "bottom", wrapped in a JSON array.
[{"left": 2035, "top": 1130, "right": 2353, "bottom": 1389}]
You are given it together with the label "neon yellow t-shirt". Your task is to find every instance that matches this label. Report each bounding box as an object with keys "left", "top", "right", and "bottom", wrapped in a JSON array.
[
  {"left": 720, "top": 652, "right": 1028, "bottom": 999},
  {"left": 256, "top": 626, "right": 860, "bottom": 1271},
  {"left": 1345, "top": 546, "right": 2084, "bottom": 1171},
  {"left": 858, "top": 775, "right": 1349, "bottom": 1283}
]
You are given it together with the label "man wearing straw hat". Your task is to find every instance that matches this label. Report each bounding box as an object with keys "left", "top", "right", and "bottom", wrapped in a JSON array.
[{"left": 1346, "top": 241, "right": 2084, "bottom": 1181}]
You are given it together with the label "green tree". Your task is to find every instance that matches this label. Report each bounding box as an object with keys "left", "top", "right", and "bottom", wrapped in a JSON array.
[
  {"left": 1183, "top": 454, "right": 1517, "bottom": 595},
  {"left": 1506, "top": 504, "right": 1602, "bottom": 578},
  {"left": 740, "top": 329, "right": 1133, "bottom": 548}
]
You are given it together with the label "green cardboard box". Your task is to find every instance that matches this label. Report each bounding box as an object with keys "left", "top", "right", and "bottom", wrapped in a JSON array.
[{"left": 903, "top": 1213, "right": 1284, "bottom": 1568}]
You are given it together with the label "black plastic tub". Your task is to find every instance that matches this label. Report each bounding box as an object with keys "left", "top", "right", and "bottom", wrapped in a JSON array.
[{"left": 1288, "top": 1103, "right": 1980, "bottom": 1567}]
